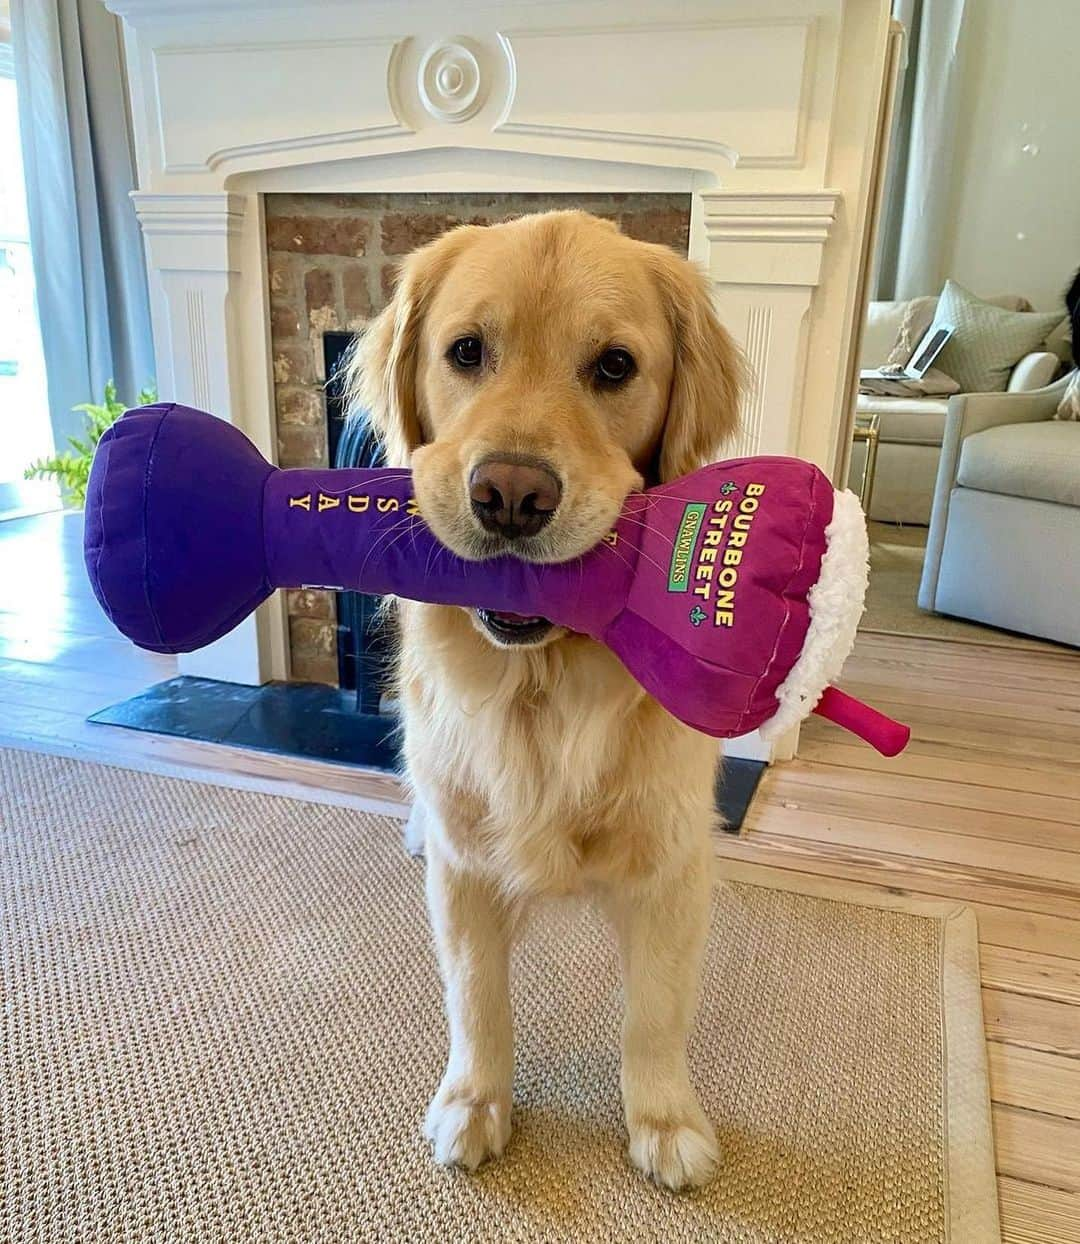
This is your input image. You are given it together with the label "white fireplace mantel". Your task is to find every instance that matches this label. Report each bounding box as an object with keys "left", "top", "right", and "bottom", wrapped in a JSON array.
[{"left": 110, "top": 0, "right": 894, "bottom": 766}]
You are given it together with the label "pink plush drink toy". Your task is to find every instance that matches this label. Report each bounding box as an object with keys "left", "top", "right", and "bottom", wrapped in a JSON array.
[{"left": 84, "top": 404, "right": 909, "bottom": 756}]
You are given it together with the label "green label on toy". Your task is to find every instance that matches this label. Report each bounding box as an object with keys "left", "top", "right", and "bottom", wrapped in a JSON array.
[{"left": 668, "top": 503, "right": 706, "bottom": 592}]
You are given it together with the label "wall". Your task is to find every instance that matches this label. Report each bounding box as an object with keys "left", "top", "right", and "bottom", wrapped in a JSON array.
[
  {"left": 939, "top": 0, "right": 1080, "bottom": 312},
  {"left": 264, "top": 192, "right": 690, "bottom": 685}
]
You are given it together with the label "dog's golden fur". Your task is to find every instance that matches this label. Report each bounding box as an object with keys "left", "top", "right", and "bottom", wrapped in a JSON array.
[{"left": 349, "top": 211, "right": 744, "bottom": 1189}]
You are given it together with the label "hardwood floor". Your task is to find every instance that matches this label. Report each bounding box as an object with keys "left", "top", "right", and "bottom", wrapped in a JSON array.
[
  {"left": 0, "top": 510, "right": 407, "bottom": 815},
  {"left": 718, "top": 630, "right": 1080, "bottom": 1242},
  {"left": 1, "top": 510, "right": 1077, "bottom": 1239},
  {"left": 0, "top": 509, "right": 176, "bottom": 694}
]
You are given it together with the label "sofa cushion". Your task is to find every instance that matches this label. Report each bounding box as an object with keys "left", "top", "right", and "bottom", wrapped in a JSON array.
[
  {"left": 1008, "top": 352, "right": 1062, "bottom": 394},
  {"left": 861, "top": 302, "right": 909, "bottom": 369},
  {"left": 958, "top": 422, "right": 1080, "bottom": 507},
  {"left": 932, "top": 281, "right": 1062, "bottom": 393},
  {"left": 856, "top": 395, "right": 949, "bottom": 444},
  {"left": 883, "top": 296, "right": 938, "bottom": 366}
]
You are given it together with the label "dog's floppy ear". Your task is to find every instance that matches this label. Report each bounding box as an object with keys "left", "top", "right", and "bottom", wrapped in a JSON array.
[
  {"left": 649, "top": 248, "right": 747, "bottom": 482},
  {"left": 346, "top": 228, "right": 478, "bottom": 468},
  {"left": 346, "top": 273, "right": 422, "bottom": 468}
]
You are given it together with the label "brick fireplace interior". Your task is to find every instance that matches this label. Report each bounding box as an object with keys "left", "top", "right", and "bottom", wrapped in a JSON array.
[{"left": 264, "top": 192, "right": 692, "bottom": 687}]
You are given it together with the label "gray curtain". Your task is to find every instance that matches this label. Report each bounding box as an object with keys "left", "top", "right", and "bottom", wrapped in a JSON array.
[
  {"left": 875, "top": 0, "right": 969, "bottom": 301},
  {"left": 11, "top": 0, "right": 154, "bottom": 448}
]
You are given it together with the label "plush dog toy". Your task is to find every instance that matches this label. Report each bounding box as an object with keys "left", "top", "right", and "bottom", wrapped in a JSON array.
[{"left": 84, "top": 403, "right": 909, "bottom": 756}]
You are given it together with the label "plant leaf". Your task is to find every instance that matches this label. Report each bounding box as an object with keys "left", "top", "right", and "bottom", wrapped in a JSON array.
[{"left": 25, "top": 380, "right": 155, "bottom": 509}]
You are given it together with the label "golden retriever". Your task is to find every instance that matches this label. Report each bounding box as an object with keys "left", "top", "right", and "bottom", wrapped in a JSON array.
[{"left": 349, "top": 210, "right": 744, "bottom": 1190}]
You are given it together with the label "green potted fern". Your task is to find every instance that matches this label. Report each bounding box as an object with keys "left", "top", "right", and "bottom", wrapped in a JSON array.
[{"left": 25, "top": 380, "right": 156, "bottom": 508}]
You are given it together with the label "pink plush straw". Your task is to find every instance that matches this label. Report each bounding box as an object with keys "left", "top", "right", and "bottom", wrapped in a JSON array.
[{"left": 812, "top": 687, "right": 911, "bottom": 757}]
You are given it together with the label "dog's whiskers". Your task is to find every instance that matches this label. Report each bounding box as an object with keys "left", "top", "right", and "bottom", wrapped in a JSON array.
[
  {"left": 355, "top": 513, "right": 422, "bottom": 582},
  {"left": 595, "top": 524, "right": 672, "bottom": 580}
]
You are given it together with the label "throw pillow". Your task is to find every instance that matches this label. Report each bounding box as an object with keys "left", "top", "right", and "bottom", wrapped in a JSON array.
[
  {"left": 1056, "top": 370, "right": 1080, "bottom": 420},
  {"left": 885, "top": 296, "right": 938, "bottom": 366},
  {"left": 931, "top": 280, "right": 1062, "bottom": 393},
  {"left": 885, "top": 294, "right": 1032, "bottom": 369}
]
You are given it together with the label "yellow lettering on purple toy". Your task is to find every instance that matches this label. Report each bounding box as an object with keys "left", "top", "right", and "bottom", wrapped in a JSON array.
[
  {"left": 289, "top": 494, "right": 312, "bottom": 511},
  {"left": 714, "top": 589, "right": 735, "bottom": 628}
]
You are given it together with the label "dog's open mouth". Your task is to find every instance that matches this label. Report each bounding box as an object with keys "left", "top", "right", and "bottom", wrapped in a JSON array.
[{"left": 475, "top": 608, "right": 554, "bottom": 645}]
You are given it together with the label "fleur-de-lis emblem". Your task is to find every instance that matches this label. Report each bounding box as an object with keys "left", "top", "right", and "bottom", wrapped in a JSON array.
[
  {"left": 689, "top": 605, "right": 707, "bottom": 627},
  {"left": 719, "top": 480, "right": 738, "bottom": 496}
]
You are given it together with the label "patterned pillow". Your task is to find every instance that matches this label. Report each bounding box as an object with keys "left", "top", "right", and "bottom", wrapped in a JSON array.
[
  {"left": 1056, "top": 370, "right": 1080, "bottom": 421},
  {"left": 885, "top": 296, "right": 938, "bottom": 366},
  {"left": 931, "top": 280, "right": 1062, "bottom": 393}
]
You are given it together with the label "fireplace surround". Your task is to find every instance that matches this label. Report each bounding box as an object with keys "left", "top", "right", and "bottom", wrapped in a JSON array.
[{"left": 109, "top": 0, "right": 898, "bottom": 759}]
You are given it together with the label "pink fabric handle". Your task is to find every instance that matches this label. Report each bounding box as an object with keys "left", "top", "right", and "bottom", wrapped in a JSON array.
[{"left": 811, "top": 686, "right": 911, "bottom": 757}]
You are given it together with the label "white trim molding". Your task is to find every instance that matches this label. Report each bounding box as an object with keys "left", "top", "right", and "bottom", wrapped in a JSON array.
[
  {"left": 417, "top": 39, "right": 487, "bottom": 124},
  {"left": 130, "top": 190, "right": 282, "bottom": 685},
  {"left": 701, "top": 190, "right": 841, "bottom": 286},
  {"left": 130, "top": 194, "right": 248, "bottom": 403},
  {"left": 131, "top": 192, "right": 246, "bottom": 238},
  {"left": 494, "top": 17, "right": 815, "bottom": 171},
  {"left": 150, "top": 36, "right": 410, "bottom": 175},
  {"left": 699, "top": 192, "right": 841, "bottom": 460}
]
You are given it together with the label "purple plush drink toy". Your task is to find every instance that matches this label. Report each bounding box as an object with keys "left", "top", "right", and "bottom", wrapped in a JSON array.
[{"left": 84, "top": 403, "right": 909, "bottom": 756}]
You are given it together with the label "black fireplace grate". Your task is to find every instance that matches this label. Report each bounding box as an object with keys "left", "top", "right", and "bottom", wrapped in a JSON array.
[{"left": 324, "top": 331, "right": 393, "bottom": 707}]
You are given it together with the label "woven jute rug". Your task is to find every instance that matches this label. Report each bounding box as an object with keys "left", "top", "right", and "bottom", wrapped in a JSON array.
[{"left": 1, "top": 747, "right": 999, "bottom": 1243}]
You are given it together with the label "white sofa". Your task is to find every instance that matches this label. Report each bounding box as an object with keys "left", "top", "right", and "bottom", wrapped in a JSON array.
[
  {"left": 848, "top": 298, "right": 1069, "bottom": 525},
  {"left": 918, "top": 373, "right": 1079, "bottom": 648}
]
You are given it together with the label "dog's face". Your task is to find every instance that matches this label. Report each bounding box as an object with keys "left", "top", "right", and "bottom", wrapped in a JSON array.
[{"left": 352, "top": 211, "right": 743, "bottom": 648}]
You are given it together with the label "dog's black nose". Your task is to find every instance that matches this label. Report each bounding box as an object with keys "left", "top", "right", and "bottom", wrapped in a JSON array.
[{"left": 469, "top": 459, "right": 561, "bottom": 539}]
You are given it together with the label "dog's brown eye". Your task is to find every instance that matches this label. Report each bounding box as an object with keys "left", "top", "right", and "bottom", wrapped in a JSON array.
[
  {"left": 450, "top": 336, "right": 484, "bottom": 370},
  {"left": 596, "top": 348, "right": 635, "bottom": 384}
]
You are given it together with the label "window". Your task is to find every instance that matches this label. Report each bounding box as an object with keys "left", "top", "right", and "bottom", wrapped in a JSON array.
[{"left": 0, "top": 21, "right": 57, "bottom": 518}]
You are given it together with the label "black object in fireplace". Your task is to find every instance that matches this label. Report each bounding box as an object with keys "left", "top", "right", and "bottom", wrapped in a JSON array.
[
  {"left": 312, "top": 332, "right": 762, "bottom": 824},
  {"left": 323, "top": 331, "right": 392, "bottom": 711}
]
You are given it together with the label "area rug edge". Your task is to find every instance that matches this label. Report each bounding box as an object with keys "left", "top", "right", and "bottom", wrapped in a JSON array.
[
  {"left": 942, "top": 906, "right": 1002, "bottom": 1242},
  {"left": 0, "top": 740, "right": 410, "bottom": 821},
  {"left": 718, "top": 859, "right": 1001, "bottom": 1243}
]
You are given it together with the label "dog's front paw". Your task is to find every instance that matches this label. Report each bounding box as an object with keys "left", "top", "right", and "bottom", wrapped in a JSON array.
[
  {"left": 424, "top": 1085, "right": 511, "bottom": 1171},
  {"left": 403, "top": 802, "right": 427, "bottom": 858},
  {"left": 628, "top": 1110, "right": 719, "bottom": 1191}
]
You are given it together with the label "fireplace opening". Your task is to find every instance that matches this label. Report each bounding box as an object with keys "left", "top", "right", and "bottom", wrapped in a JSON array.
[
  {"left": 266, "top": 191, "right": 693, "bottom": 692},
  {"left": 323, "top": 330, "right": 391, "bottom": 714}
]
